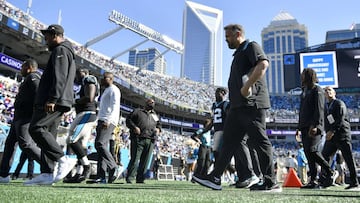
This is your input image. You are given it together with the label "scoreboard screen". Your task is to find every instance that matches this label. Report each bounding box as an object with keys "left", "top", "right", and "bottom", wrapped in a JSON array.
[{"left": 284, "top": 48, "right": 360, "bottom": 91}]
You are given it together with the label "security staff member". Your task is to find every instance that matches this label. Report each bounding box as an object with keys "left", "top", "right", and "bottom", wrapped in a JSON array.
[
  {"left": 126, "top": 98, "right": 161, "bottom": 184},
  {"left": 322, "top": 86, "right": 359, "bottom": 190}
]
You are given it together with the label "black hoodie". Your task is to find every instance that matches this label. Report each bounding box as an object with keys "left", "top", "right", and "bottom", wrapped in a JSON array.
[{"left": 35, "top": 40, "right": 76, "bottom": 112}]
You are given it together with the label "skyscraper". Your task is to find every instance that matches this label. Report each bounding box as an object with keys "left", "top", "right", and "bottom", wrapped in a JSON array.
[
  {"left": 181, "top": 1, "right": 223, "bottom": 86},
  {"left": 128, "top": 48, "right": 166, "bottom": 74},
  {"left": 262, "top": 11, "right": 308, "bottom": 94},
  {"left": 326, "top": 23, "right": 359, "bottom": 43}
]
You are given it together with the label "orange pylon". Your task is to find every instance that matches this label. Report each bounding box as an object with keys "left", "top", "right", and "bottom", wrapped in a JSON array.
[{"left": 282, "top": 168, "right": 303, "bottom": 187}]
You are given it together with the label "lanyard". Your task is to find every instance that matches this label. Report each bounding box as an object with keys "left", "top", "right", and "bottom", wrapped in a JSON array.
[{"left": 326, "top": 100, "right": 335, "bottom": 114}]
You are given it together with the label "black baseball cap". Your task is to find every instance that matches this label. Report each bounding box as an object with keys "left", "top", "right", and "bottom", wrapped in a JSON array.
[{"left": 40, "top": 24, "right": 64, "bottom": 35}]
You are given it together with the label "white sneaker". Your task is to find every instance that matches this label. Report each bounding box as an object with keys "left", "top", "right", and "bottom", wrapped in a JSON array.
[
  {"left": 24, "top": 173, "right": 53, "bottom": 186},
  {"left": 53, "top": 157, "right": 77, "bottom": 183},
  {"left": 0, "top": 176, "right": 10, "bottom": 184}
]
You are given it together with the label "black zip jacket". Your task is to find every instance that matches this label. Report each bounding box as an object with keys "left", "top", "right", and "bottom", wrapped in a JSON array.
[
  {"left": 298, "top": 85, "right": 325, "bottom": 131},
  {"left": 126, "top": 108, "right": 161, "bottom": 140},
  {"left": 324, "top": 98, "right": 351, "bottom": 141},
  {"left": 13, "top": 72, "right": 40, "bottom": 120},
  {"left": 35, "top": 40, "right": 76, "bottom": 112}
]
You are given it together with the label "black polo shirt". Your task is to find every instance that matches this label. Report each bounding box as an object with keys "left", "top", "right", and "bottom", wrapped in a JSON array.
[{"left": 227, "top": 40, "right": 270, "bottom": 109}]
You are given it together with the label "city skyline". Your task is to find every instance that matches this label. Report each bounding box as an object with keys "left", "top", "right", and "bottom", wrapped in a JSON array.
[{"left": 6, "top": 0, "right": 360, "bottom": 86}]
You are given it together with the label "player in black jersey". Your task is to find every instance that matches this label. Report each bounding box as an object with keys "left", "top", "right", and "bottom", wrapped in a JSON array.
[
  {"left": 210, "top": 87, "right": 229, "bottom": 163},
  {"left": 64, "top": 68, "right": 99, "bottom": 183}
]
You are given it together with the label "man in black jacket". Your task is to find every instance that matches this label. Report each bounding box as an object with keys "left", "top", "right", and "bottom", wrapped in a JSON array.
[
  {"left": 321, "top": 86, "right": 359, "bottom": 190},
  {"left": 0, "top": 59, "right": 41, "bottom": 183},
  {"left": 126, "top": 98, "right": 161, "bottom": 184},
  {"left": 25, "top": 24, "right": 77, "bottom": 186},
  {"left": 296, "top": 68, "right": 337, "bottom": 189}
]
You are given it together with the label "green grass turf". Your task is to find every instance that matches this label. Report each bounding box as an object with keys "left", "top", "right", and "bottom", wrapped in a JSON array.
[{"left": 0, "top": 179, "right": 359, "bottom": 203}]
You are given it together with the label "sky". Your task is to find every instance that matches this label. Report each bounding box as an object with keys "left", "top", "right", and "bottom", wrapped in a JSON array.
[{"left": 6, "top": 0, "right": 360, "bottom": 86}]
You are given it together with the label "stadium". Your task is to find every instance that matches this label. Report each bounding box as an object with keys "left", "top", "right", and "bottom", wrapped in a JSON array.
[{"left": 0, "top": 1, "right": 360, "bottom": 202}]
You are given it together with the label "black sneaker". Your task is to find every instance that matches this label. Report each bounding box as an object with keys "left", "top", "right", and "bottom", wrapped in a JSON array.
[
  {"left": 86, "top": 178, "right": 106, "bottom": 184},
  {"left": 321, "top": 170, "right": 339, "bottom": 188},
  {"left": 108, "top": 168, "right": 116, "bottom": 184},
  {"left": 250, "top": 182, "right": 282, "bottom": 192},
  {"left": 301, "top": 181, "right": 320, "bottom": 189},
  {"left": 344, "top": 184, "right": 360, "bottom": 190},
  {"left": 126, "top": 178, "right": 132, "bottom": 184},
  {"left": 192, "top": 174, "right": 222, "bottom": 190},
  {"left": 82, "top": 165, "right": 91, "bottom": 179},
  {"left": 63, "top": 174, "right": 81, "bottom": 183}
]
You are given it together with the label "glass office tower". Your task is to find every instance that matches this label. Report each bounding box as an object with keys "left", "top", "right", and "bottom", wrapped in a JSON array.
[
  {"left": 326, "top": 23, "right": 360, "bottom": 43},
  {"left": 262, "top": 11, "right": 308, "bottom": 94},
  {"left": 128, "top": 48, "right": 166, "bottom": 74},
  {"left": 181, "top": 1, "right": 223, "bottom": 85}
]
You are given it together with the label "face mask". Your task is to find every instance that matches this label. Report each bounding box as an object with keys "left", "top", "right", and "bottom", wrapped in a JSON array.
[{"left": 146, "top": 103, "right": 155, "bottom": 110}]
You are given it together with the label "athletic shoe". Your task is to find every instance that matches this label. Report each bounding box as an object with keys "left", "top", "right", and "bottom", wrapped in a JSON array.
[
  {"left": 82, "top": 165, "right": 91, "bottom": 178},
  {"left": 126, "top": 178, "right": 132, "bottom": 184},
  {"left": 23, "top": 173, "right": 54, "bottom": 186},
  {"left": 300, "top": 181, "right": 320, "bottom": 189},
  {"left": 234, "top": 175, "right": 260, "bottom": 188},
  {"left": 108, "top": 167, "right": 117, "bottom": 184},
  {"left": 321, "top": 170, "right": 339, "bottom": 188},
  {"left": 192, "top": 174, "right": 222, "bottom": 190},
  {"left": 63, "top": 174, "right": 83, "bottom": 183},
  {"left": 0, "top": 176, "right": 10, "bottom": 183},
  {"left": 86, "top": 178, "right": 106, "bottom": 184},
  {"left": 345, "top": 184, "right": 360, "bottom": 190},
  {"left": 250, "top": 182, "right": 282, "bottom": 192},
  {"left": 53, "top": 157, "right": 77, "bottom": 183}
]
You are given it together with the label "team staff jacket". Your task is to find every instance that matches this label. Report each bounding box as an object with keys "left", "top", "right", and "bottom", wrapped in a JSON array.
[
  {"left": 324, "top": 98, "right": 351, "bottom": 141},
  {"left": 35, "top": 40, "right": 76, "bottom": 111},
  {"left": 126, "top": 108, "right": 161, "bottom": 140},
  {"left": 227, "top": 40, "right": 270, "bottom": 109},
  {"left": 298, "top": 85, "right": 325, "bottom": 132},
  {"left": 13, "top": 72, "right": 40, "bottom": 120}
]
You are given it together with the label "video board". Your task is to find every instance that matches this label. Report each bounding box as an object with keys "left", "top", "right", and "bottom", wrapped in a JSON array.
[{"left": 284, "top": 48, "right": 360, "bottom": 91}]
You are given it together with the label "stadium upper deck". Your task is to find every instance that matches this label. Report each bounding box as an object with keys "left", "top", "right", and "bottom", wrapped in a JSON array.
[
  {"left": 0, "top": 1, "right": 214, "bottom": 122},
  {"left": 0, "top": 1, "right": 359, "bottom": 135}
]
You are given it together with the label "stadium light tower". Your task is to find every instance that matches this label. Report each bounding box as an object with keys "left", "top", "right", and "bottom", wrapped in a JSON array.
[
  {"left": 108, "top": 10, "right": 183, "bottom": 54},
  {"left": 84, "top": 26, "right": 124, "bottom": 48}
]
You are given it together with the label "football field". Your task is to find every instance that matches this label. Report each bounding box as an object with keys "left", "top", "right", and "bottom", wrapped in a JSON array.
[{"left": 1, "top": 179, "right": 359, "bottom": 203}]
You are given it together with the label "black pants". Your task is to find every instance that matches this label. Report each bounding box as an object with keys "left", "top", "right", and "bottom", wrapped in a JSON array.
[
  {"left": 301, "top": 128, "right": 332, "bottom": 182},
  {"left": 29, "top": 108, "right": 64, "bottom": 173},
  {"left": 194, "top": 144, "right": 211, "bottom": 176},
  {"left": 211, "top": 107, "right": 275, "bottom": 186},
  {"left": 236, "top": 145, "right": 262, "bottom": 181},
  {"left": 0, "top": 118, "right": 41, "bottom": 177},
  {"left": 126, "top": 137, "right": 154, "bottom": 182},
  {"left": 322, "top": 139, "right": 359, "bottom": 185},
  {"left": 13, "top": 151, "right": 34, "bottom": 177},
  {"left": 95, "top": 120, "right": 117, "bottom": 179}
]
